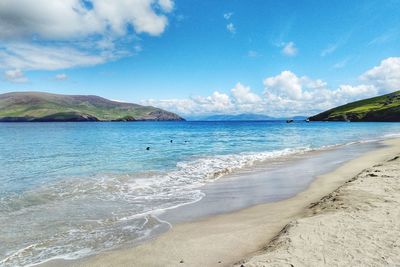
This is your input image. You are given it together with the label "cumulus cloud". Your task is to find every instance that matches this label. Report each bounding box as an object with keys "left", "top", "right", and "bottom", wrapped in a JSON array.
[
  {"left": 197, "top": 91, "right": 233, "bottom": 112},
  {"left": 263, "top": 71, "right": 377, "bottom": 115},
  {"left": 4, "top": 69, "right": 28, "bottom": 83},
  {"left": 260, "top": 58, "right": 400, "bottom": 115},
  {"left": 282, "top": 42, "right": 297, "bottom": 56},
  {"left": 158, "top": 0, "right": 174, "bottom": 12},
  {"left": 335, "top": 84, "right": 377, "bottom": 98},
  {"left": 231, "top": 83, "right": 262, "bottom": 104},
  {"left": 142, "top": 57, "right": 400, "bottom": 117},
  {"left": 142, "top": 92, "right": 233, "bottom": 115},
  {"left": 141, "top": 83, "right": 265, "bottom": 115},
  {"left": 0, "top": 0, "right": 173, "bottom": 39},
  {"left": 264, "top": 71, "right": 303, "bottom": 100},
  {"left": 359, "top": 57, "right": 400, "bottom": 93},
  {"left": 0, "top": 0, "right": 174, "bottom": 71}
]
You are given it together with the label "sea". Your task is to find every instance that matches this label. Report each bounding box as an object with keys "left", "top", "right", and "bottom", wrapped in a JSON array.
[{"left": 1, "top": 121, "right": 400, "bottom": 266}]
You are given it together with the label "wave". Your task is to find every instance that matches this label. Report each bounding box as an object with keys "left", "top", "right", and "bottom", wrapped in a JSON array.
[
  {"left": 383, "top": 133, "right": 400, "bottom": 138},
  {"left": 0, "top": 137, "right": 389, "bottom": 267},
  {"left": 1, "top": 147, "right": 316, "bottom": 213}
]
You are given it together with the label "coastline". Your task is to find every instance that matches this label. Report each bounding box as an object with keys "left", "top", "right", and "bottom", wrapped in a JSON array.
[
  {"left": 53, "top": 137, "right": 400, "bottom": 267},
  {"left": 238, "top": 141, "right": 400, "bottom": 266}
]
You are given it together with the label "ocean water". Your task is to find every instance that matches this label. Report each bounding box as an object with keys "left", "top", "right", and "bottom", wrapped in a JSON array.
[{"left": 1, "top": 121, "right": 400, "bottom": 266}]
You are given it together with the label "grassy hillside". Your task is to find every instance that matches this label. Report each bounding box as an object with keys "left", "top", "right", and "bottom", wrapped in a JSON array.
[
  {"left": 309, "top": 91, "right": 400, "bottom": 122},
  {"left": 0, "top": 92, "right": 184, "bottom": 122}
]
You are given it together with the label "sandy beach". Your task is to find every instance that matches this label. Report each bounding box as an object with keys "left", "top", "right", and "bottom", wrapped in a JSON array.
[
  {"left": 237, "top": 143, "right": 400, "bottom": 266},
  {"left": 58, "top": 138, "right": 400, "bottom": 267},
  {"left": 2, "top": 2, "right": 400, "bottom": 267}
]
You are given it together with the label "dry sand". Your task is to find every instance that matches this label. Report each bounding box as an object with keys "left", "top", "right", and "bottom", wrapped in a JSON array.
[
  {"left": 237, "top": 149, "right": 400, "bottom": 266},
  {"left": 54, "top": 138, "right": 400, "bottom": 267}
]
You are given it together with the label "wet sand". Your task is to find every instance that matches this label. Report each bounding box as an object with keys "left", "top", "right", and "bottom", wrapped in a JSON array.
[
  {"left": 64, "top": 138, "right": 400, "bottom": 267},
  {"left": 238, "top": 145, "right": 400, "bottom": 266}
]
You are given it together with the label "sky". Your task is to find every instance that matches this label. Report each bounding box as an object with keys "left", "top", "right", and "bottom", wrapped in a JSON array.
[{"left": 0, "top": 0, "right": 399, "bottom": 117}]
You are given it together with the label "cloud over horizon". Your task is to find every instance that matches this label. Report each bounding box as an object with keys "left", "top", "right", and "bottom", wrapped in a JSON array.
[{"left": 141, "top": 57, "right": 400, "bottom": 117}]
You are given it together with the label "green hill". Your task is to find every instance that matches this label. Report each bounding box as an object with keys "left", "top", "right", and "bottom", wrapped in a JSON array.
[
  {"left": 309, "top": 91, "right": 400, "bottom": 122},
  {"left": 0, "top": 92, "right": 184, "bottom": 122}
]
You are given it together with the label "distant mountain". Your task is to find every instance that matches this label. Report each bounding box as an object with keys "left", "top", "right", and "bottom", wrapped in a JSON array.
[
  {"left": 205, "top": 113, "right": 276, "bottom": 121},
  {"left": 187, "top": 113, "right": 306, "bottom": 121},
  {"left": 187, "top": 113, "right": 309, "bottom": 121},
  {"left": 190, "top": 113, "right": 275, "bottom": 121},
  {"left": 0, "top": 92, "right": 184, "bottom": 122},
  {"left": 309, "top": 91, "right": 400, "bottom": 122}
]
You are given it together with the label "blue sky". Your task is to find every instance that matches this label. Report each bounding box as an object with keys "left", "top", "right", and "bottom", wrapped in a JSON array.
[{"left": 0, "top": 0, "right": 399, "bottom": 116}]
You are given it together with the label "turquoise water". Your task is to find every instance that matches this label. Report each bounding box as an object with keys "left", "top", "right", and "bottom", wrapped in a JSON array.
[{"left": 1, "top": 121, "right": 400, "bottom": 266}]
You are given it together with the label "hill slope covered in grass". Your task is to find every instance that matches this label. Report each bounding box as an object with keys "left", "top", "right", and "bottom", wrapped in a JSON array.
[
  {"left": 309, "top": 91, "right": 400, "bottom": 122},
  {"left": 0, "top": 92, "right": 184, "bottom": 122}
]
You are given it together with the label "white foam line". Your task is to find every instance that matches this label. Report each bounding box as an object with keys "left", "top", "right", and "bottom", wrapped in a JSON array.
[{"left": 5, "top": 132, "right": 399, "bottom": 267}]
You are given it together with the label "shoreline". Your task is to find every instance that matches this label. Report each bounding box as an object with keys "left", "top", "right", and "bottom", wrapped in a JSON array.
[
  {"left": 48, "top": 137, "right": 400, "bottom": 267},
  {"left": 238, "top": 141, "right": 400, "bottom": 266},
  {"left": 157, "top": 139, "right": 382, "bottom": 225}
]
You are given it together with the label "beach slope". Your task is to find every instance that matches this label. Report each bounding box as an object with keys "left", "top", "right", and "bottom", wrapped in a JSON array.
[
  {"left": 238, "top": 152, "right": 400, "bottom": 266},
  {"left": 73, "top": 139, "right": 400, "bottom": 267}
]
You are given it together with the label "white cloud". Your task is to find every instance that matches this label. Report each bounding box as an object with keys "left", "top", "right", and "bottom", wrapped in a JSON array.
[
  {"left": 0, "top": 43, "right": 107, "bottom": 70},
  {"left": 226, "top": 23, "right": 236, "bottom": 34},
  {"left": 359, "top": 57, "right": 400, "bottom": 94},
  {"left": 141, "top": 84, "right": 265, "bottom": 115},
  {"left": 335, "top": 84, "right": 377, "bottom": 98},
  {"left": 55, "top": 73, "right": 68, "bottom": 81},
  {"left": 368, "top": 28, "right": 398, "bottom": 46},
  {"left": 282, "top": 42, "right": 297, "bottom": 56},
  {"left": 0, "top": 0, "right": 174, "bottom": 71},
  {"left": 263, "top": 71, "right": 378, "bottom": 115},
  {"left": 321, "top": 44, "right": 337, "bottom": 57},
  {"left": 200, "top": 91, "right": 233, "bottom": 112},
  {"left": 4, "top": 69, "right": 28, "bottom": 83},
  {"left": 0, "top": 0, "right": 99, "bottom": 39},
  {"left": 143, "top": 98, "right": 198, "bottom": 115},
  {"left": 0, "top": 0, "right": 173, "bottom": 39},
  {"left": 92, "top": 0, "right": 170, "bottom": 37},
  {"left": 158, "top": 0, "right": 174, "bottom": 12},
  {"left": 264, "top": 71, "right": 303, "bottom": 100},
  {"left": 142, "top": 92, "right": 233, "bottom": 115},
  {"left": 223, "top": 12, "right": 233, "bottom": 20},
  {"left": 231, "top": 83, "right": 262, "bottom": 104},
  {"left": 223, "top": 12, "right": 236, "bottom": 36},
  {"left": 142, "top": 57, "right": 399, "bottom": 117}
]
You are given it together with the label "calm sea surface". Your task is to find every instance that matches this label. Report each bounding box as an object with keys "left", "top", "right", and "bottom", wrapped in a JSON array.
[{"left": 1, "top": 121, "right": 400, "bottom": 266}]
